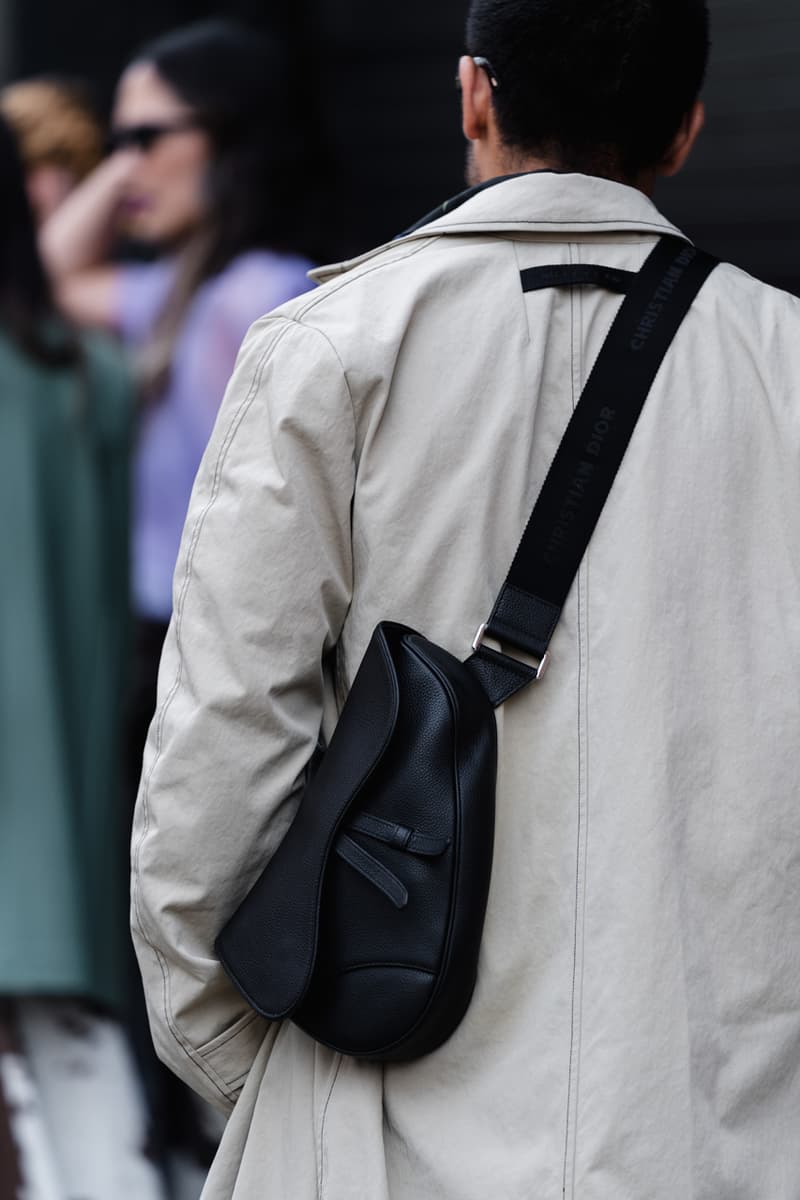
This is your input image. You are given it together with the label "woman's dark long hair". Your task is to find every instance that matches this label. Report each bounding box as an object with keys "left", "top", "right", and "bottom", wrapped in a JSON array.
[
  {"left": 137, "top": 19, "right": 313, "bottom": 273},
  {"left": 131, "top": 20, "right": 313, "bottom": 395},
  {"left": 0, "top": 114, "right": 80, "bottom": 368}
]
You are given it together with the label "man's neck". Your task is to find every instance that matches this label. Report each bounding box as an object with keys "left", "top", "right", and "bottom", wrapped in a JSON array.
[{"left": 469, "top": 143, "right": 656, "bottom": 198}]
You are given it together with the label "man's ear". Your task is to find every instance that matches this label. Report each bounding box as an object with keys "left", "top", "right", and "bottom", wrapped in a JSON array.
[
  {"left": 658, "top": 100, "right": 705, "bottom": 178},
  {"left": 459, "top": 54, "right": 495, "bottom": 143}
]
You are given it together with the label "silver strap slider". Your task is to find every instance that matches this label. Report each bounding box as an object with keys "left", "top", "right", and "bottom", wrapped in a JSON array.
[{"left": 471, "top": 622, "right": 551, "bottom": 682}]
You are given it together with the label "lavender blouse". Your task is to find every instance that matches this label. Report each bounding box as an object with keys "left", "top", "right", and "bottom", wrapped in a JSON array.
[{"left": 117, "top": 250, "right": 314, "bottom": 621}]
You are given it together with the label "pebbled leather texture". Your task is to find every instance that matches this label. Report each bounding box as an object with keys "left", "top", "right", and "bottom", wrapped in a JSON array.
[{"left": 217, "top": 621, "right": 498, "bottom": 1061}]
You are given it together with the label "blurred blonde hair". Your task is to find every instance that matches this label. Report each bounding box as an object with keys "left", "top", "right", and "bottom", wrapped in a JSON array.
[{"left": 0, "top": 78, "right": 103, "bottom": 180}]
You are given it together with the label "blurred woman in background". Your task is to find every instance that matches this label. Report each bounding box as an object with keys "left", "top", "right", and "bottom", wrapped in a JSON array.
[
  {"left": 0, "top": 114, "right": 161, "bottom": 1199},
  {"left": 40, "top": 21, "right": 315, "bottom": 1191},
  {"left": 42, "top": 21, "right": 315, "bottom": 790}
]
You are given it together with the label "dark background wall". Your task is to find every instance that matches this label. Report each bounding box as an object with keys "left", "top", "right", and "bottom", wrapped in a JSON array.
[
  {"left": 660, "top": 0, "right": 800, "bottom": 295},
  {"left": 3, "top": 0, "right": 799, "bottom": 290}
]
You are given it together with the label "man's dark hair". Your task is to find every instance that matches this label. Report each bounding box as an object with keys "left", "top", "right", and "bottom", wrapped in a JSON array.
[{"left": 465, "top": 0, "right": 711, "bottom": 179}]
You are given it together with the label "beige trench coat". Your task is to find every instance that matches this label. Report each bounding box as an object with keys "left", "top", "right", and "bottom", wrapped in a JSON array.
[{"left": 132, "top": 172, "right": 800, "bottom": 1200}]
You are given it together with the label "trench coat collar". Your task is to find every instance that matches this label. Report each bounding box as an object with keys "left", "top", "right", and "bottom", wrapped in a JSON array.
[{"left": 309, "top": 171, "right": 688, "bottom": 285}]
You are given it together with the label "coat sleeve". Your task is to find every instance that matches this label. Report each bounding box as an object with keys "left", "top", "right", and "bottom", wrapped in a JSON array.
[{"left": 130, "top": 314, "right": 355, "bottom": 1112}]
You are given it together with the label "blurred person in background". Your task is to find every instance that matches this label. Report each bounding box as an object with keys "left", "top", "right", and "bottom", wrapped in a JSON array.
[
  {"left": 0, "top": 77, "right": 104, "bottom": 226},
  {"left": 40, "top": 19, "right": 315, "bottom": 1192},
  {"left": 41, "top": 19, "right": 315, "bottom": 783},
  {"left": 0, "top": 115, "right": 162, "bottom": 1200}
]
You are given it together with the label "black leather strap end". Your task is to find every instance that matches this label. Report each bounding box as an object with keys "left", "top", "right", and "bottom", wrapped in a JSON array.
[
  {"left": 335, "top": 834, "right": 409, "bottom": 909},
  {"left": 347, "top": 812, "right": 450, "bottom": 857},
  {"left": 484, "top": 586, "right": 561, "bottom": 660},
  {"left": 465, "top": 645, "right": 538, "bottom": 708}
]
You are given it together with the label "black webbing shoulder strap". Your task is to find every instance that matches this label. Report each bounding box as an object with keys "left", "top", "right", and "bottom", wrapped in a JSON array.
[{"left": 467, "top": 235, "right": 718, "bottom": 708}]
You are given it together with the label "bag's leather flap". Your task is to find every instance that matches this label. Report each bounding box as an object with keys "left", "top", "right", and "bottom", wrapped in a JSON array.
[{"left": 216, "top": 624, "right": 401, "bottom": 1019}]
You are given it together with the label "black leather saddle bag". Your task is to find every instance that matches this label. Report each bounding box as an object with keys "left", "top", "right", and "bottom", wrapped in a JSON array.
[
  {"left": 216, "top": 238, "right": 717, "bottom": 1061},
  {"left": 218, "top": 623, "right": 497, "bottom": 1060}
]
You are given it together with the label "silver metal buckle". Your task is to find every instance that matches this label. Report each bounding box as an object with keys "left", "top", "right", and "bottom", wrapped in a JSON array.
[
  {"left": 471, "top": 622, "right": 490, "bottom": 653},
  {"left": 471, "top": 622, "right": 551, "bottom": 682}
]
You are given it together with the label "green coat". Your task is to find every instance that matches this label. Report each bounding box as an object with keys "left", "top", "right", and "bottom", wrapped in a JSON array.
[{"left": 0, "top": 327, "right": 132, "bottom": 1010}]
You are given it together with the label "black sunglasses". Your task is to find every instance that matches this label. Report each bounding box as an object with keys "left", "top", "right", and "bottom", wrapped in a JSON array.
[{"left": 106, "top": 117, "right": 201, "bottom": 156}]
